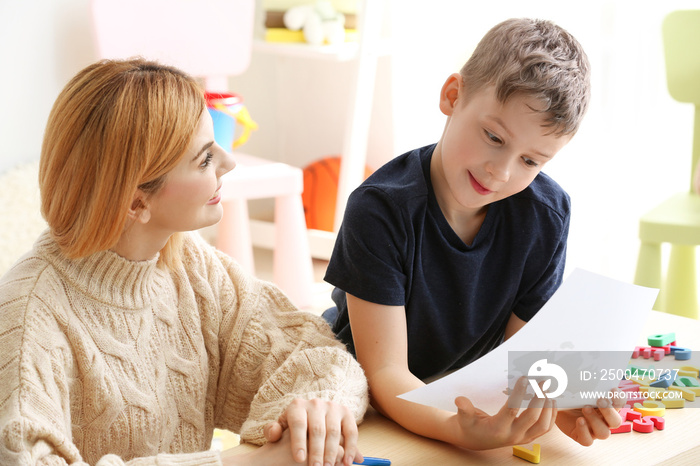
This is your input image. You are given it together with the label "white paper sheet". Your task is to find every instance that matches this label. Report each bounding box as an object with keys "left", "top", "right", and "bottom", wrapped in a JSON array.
[{"left": 398, "top": 268, "right": 660, "bottom": 413}]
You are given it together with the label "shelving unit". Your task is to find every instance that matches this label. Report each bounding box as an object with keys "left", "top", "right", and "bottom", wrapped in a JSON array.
[
  {"left": 247, "top": 0, "right": 389, "bottom": 260},
  {"left": 253, "top": 40, "right": 360, "bottom": 61}
]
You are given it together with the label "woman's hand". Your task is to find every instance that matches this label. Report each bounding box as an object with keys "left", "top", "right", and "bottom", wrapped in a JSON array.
[
  {"left": 555, "top": 391, "right": 624, "bottom": 446},
  {"left": 227, "top": 429, "right": 345, "bottom": 466},
  {"left": 264, "top": 398, "right": 362, "bottom": 466},
  {"left": 452, "top": 377, "right": 557, "bottom": 450}
]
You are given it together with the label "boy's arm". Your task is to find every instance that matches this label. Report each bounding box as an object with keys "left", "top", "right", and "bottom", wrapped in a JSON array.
[
  {"left": 346, "top": 293, "right": 557, "bottom": 450},
  {"left": 504, "top": 313, "right": 527, "bottom": 340},
  {"left": 346, "top": 294, "right": 453, "bottom": 437}
]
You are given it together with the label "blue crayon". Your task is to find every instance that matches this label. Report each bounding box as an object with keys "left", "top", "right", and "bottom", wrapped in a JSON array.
[{"left": 354, "top": 456, "right": 392, "bottom": 465}]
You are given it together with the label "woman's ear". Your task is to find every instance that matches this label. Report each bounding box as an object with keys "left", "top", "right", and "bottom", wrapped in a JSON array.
[
  {"left": 439, "top": 72, "right": 463, "bottom": 116},
  {"left": 127, "top": 191, "right": 151, "bottom": 224}
]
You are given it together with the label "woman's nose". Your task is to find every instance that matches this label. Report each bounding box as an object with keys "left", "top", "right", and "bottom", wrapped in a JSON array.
[{"left": 220, "top": 149, "right": 236, "bottom": 176}]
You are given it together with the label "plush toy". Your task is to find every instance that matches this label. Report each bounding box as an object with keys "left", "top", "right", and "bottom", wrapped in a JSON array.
[{"left": 283, "top": 1, "right": 345, "bottom": 46}]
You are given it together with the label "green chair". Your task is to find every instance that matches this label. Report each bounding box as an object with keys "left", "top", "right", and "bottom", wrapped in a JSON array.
[{"left": 634, "top": 10, "right": 700, "bottom": 319}]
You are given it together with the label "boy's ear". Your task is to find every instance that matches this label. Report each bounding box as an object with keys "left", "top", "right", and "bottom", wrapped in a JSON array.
[
  {"left": 439, "top": 73, "right": 463, "bottom": 116},
  {"left": 127, "top": 191, "right": 151, "bottom": 224}
]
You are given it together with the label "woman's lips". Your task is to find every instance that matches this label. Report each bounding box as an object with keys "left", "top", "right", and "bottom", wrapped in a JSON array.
[
  {"left": 207, "top": 184, "right": 222, "bottom": 204},
  {"left": 469, "top": 172, "right": 492, "bottom": 195}
]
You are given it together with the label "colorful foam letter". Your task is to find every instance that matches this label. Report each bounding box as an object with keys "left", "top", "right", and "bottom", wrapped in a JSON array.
[
  {"left": 610, "top": 422, "right": 632, "bottom": 434},
  {"left": 633, "top": 400, "right": 666, "bottom": 417},
  {"left": 677, "top": 366, "right": 700, "bottom": 377},
  {"left": 669, "top": 346, "right": 692, "bottom": 360},
  {"left": 513, "top": 444, "right": 540, "bottom": 464},
  {"left": 632, "top": 416, "right": 665, "bottom": 433},
  {"left": 647, "top": 333, "right": 676, "bottom": 347}
]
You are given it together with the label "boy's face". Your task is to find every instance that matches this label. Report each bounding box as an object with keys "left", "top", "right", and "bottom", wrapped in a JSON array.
[{"left": 433, "top": 74, "right": 570, "bottom": 217}]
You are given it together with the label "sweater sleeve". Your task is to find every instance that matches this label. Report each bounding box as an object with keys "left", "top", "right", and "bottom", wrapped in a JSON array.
[{"left": 203, "top": 245, "right": 369, "bottom": 445}]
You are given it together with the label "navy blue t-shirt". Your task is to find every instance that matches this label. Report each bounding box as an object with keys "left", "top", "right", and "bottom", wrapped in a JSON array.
[{"left": 324, "top": 144, "right": 570, "bottom": 380}]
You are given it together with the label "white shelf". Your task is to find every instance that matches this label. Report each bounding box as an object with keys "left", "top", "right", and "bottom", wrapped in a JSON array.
[
  {"left": 253, "top": 39, "right": 360, "bottom": 61},
  {"left": 253, "top": 38, "right": 392, "bottom": 62},
  {"left": 250, "top": 0, "right": 387, "bottom": 259}
]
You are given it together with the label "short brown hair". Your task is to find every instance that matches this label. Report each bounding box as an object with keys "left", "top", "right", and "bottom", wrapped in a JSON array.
[
  {"left": 39, "top": 58, "right": 205, "bottom": 266},
  {"left": 460, "top": 18, "right": 591, "bottom": 136}
]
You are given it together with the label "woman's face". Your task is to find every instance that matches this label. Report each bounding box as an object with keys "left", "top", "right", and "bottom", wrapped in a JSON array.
[{"left": 143, "top": 109, "right": 236, "bottom": 234}]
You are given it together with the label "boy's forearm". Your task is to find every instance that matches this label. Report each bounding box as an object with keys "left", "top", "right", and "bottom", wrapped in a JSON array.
[{"left": 368, "top": 366, "right": 461, "bottom": 446}]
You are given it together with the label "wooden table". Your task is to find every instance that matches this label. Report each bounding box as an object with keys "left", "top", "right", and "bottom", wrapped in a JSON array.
[{"left": 224, "top": 311, "right": 700, "bottom": 465}]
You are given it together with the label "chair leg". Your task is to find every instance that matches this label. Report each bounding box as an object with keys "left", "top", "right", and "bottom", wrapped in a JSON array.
[
  {"left": 273, "top": 193, "right": 314, "bottom": 309},
  {"left": 664, "top": 244, "right": 698, "bottom": 319},
  {"left": 635, "top": 241, "right": 663, "bottom": 311},
  {"left": 217, "top": 198, "right": 256, "bottom": 275}
]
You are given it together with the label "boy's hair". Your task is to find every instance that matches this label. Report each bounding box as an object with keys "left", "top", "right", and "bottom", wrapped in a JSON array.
[
  {"left": 39, "top": 58, "right": 205, "bottom": 268},
  {"left": 460, "top": 18, "right": 591, "bottom": 136}
]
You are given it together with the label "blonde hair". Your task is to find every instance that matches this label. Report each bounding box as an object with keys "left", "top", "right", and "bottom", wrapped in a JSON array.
[
  {"left": 39, "top": 58, "right": 205, "bottom": 267},
  {"left": 460, "top": 18, "right": 591, "bottom": 136}
]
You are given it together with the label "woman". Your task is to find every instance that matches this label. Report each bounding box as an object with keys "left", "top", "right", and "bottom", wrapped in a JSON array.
[{"left": 0, "top": 58, "right": 368, "bottom": 466}]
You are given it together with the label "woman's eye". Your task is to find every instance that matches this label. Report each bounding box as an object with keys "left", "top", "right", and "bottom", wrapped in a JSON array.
[
  {"left": 485, "top": 130, "right": 503, "bottom": 144},
  {"left": 200, "top": 152, "right": 214, "bottom": 169}
]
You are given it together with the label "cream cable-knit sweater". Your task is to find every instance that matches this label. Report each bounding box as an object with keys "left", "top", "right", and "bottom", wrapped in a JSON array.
[{"left": 0, "top": 231, "right": 368, "bottom": 465}]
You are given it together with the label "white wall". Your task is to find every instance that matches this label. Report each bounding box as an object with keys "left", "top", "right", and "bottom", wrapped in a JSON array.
[
  {"left": 0, "top": 0, "right": 96, "bottom": 174},
  {"left": 1, "top": 0, "right": 698, "bottom": 287}
]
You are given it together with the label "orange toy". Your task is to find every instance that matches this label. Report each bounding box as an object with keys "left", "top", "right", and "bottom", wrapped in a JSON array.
[{"left": 302, "top": 156, "right": 373, "bottom": 232}]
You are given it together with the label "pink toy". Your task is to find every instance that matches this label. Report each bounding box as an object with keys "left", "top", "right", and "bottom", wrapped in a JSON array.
[
  {"left": 632, "top": 417, "right": 654, "bottom": 433},
  {"left": 610, "top": 422, "right": 632, "bottom": 434},
  {"left": 618, "top": 407, "right": 642, "bottom": 422}
]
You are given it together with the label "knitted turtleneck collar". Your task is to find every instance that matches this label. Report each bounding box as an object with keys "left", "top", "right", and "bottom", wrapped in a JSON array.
[{"left": 34, "top": 229, "right": 163, "bottom": 311}]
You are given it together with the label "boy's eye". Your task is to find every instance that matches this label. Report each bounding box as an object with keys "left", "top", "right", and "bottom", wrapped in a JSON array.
[
  {"left": 200, "top": 152, "right": 214, "bottom": 169},
  {"left": 523, "top": 157, "right": 539, "bottom": 168},
  {"left": 484, "top": 130, "right": 503, "bottom": 144}
]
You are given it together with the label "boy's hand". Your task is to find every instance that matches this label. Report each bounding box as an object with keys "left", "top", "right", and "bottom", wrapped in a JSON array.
[
  {"left": 263, "top": 398, "right": 363, "bottom": 466},
  {"left": 452, "top": 377, "right": 557, "bottom": 450},
  {"left": 555, "top": 390, "right": 624, "bottom": 446}
]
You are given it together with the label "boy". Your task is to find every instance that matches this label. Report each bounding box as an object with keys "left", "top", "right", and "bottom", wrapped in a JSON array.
[{"left": 324, "top": 18, "right": 622, "bottom": 449}]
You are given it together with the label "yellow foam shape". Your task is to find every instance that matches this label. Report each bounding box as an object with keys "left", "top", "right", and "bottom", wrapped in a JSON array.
[
  {"left": 264, "top": 28, "right": 359, "bottom": 44},
  {"left": 677, "top": 365, "right": 700, "bottom": 377},
  {"left": 633, "top": 400, "right": 666, "bottom": 417},
  {"left": 513, "top": 444, "right": 541, "bottom": 464},
  {"left": 629, "top": 377, "right": 652, "bottom": 386},
  {"left": 639, "top": 386, "right": 666, "bottom": 395},
  {"left": 669, "top": 386, "right": 696, "bottom": 401},
  {"left": 684, "top": 386, "right": 700, "bottom": 395},
  {"left": 662, "top": 397, "right": 686, "bottom": 408}
]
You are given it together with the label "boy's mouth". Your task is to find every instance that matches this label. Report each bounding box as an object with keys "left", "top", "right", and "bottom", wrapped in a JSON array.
[{"left": 469, "top": 172, "right": 492, "bottom": 195}]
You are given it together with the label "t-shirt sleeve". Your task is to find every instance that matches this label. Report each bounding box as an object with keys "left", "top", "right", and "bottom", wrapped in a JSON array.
[
  {"left": 324, "top": 186, "right": 410, "bottom": 306},
  {"left": 511, "top": 205, "right": 570, "bottom": 322}
]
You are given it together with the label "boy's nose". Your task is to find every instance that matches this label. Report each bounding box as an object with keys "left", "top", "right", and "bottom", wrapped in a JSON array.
[{"left": 486, "top": 158, "right": 511, "bottom": 183}]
